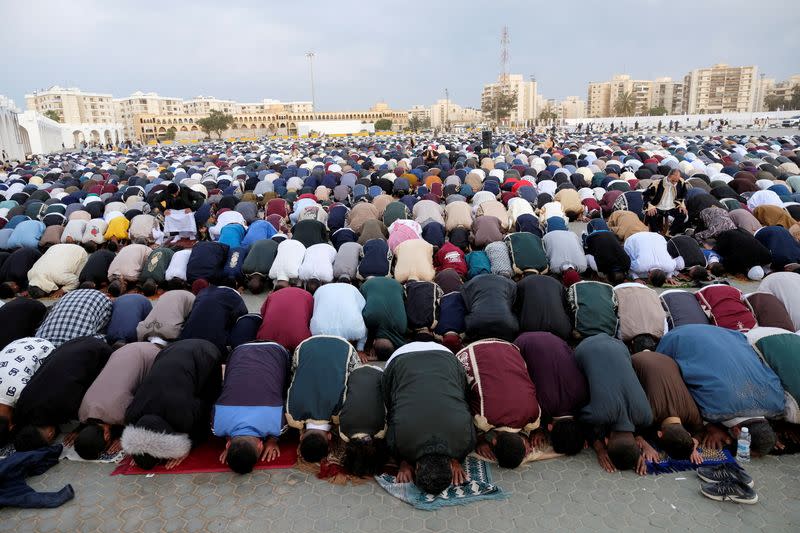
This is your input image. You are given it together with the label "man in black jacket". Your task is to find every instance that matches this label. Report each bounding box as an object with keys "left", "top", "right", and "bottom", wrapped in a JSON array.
[
  {"left": 642, "top": 169, "right": 688, "bottom": 235},
  {"left": 383, "top": 342, "right": 475, "bottom": 495},
  {"left": 13, "top": 337, "right": 113, "bottom": 451},
  {"left": 121, "top": 339, "right": 223, "bottom": 470},
  {"left": 462, "top": 274, "right": 518, "bottom": 341},
  {"left": 150, "top": 183, "right": 205, "bottom": 213}
]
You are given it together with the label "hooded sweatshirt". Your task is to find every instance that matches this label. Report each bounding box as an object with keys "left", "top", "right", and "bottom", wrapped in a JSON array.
[{"left": 122, "top": 339, "right": 222, "bottom": 458}]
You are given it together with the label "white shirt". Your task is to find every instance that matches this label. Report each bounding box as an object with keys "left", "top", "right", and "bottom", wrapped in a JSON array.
[
  {"left": 385, "top": 341, "right": 451, "bottom": 369},
  {"left": 165, "top": 249, "right": 192, "bottom": 281},
  {"left": 624, "top": 232, "right": 678, "bottom": 279},
  {"left": 309, "top": 283, "right": 367, "bottom": 350},
  {"left": 298, "top": 243, "right": 337, "bottom": 282},
  {"left": 269, "top": 239, "right": 307, "bottom": 282},
  {"left": 210, "top": 211, "right": 247, "bottom": 239}
]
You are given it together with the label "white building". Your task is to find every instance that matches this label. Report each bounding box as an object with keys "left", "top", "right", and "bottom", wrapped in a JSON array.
[
  {"left": 25, "top": 86, "right": 115, "bottom": 124},
  {"left": 114, "top": 91, "right": 184, "bottom": 140},
  {"left": 0, "top": 96, "right": 26, "bottom": 162},
  {"left": 296, "top": 120, "right": 374, "bottom": 136},
  {"left": 429, "top": 99, "right": 482, "bottom": 129},
  {"left": 17, "top": 110, "right": 64, "bottom": 155},
  {"left": 558, "top": 96, "right": 587, "bottom": 119},
  {"left": 682, "top": 64, "right": 759, "bottom": 114},
  {"left": 481, "top": 74, "right": 540, "bottom": 126}
]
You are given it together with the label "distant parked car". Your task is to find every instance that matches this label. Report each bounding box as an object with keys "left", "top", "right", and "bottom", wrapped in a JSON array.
[{"left": 781, "top": 115, "right": 800, "bottom": 128}]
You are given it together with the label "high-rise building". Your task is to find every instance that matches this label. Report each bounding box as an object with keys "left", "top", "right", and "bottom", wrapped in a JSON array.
[
  {"left": 113, "top": 92, "right": 184, "bottom": 140},
  {"left": 682, "top": 64, "right": 759, "bottom": 114},
  {"left": 182, "top": 96, "right": 238, "bottom": 115},
  {"left": 25, "top": 86, "right": 115, "bottom": 124},
  {"left": 761, "top": 75, "right": 800, "bottom": 111},
  {"left": 587, "top": 75, "right": 684, "bottom": 117},
  {"left": 481, "top": 74, "right": 540, "bottom": 126},
  {"left": 558, "top": 96, "right": 587, "bottom": 120},
  {"left": 407, "top": 105, "right": 432, "bottom": 127},
  {"left": 587, "top": 81, "right": 612, "bottom": 118},
  {"left": 650, "top": 77, "right": 684, "bottom": 115},
  {"left": 429, "top": 99, "right": 482, "bottom": 128},
  {"left": 587, "top": 75, "right": 653, "bottom": 118}
]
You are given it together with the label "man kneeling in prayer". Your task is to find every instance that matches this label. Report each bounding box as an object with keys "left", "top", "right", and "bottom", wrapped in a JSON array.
[
  {"left": 383, "top": 341, "right": 476, "bottom": 494},
  {"left": 214, "top": 342, "right": 290, "bottom": 474}
]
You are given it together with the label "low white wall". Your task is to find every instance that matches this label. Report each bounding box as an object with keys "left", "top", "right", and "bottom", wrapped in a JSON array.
[
  {"left": 18, "top": 111, "right": 64, "bottom": 155},
  {"left": 564, "top": 110, "right": 800, "bottom": 129}
]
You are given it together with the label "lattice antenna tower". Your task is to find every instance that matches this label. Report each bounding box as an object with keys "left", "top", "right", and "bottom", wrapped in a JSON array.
[{"left": 500, "top": 26, "right": 510, "bottom": 85}]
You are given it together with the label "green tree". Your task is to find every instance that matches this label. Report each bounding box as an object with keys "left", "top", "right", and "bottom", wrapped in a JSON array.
[
  {"left": 764, "top": 94, "right": 784, "bottom": 111},
  {"left": 482, "top": 88, "right": 518, "bottom": 125},
  {"left": 163, "top": 127, "right": 176, "bottom": 141},
  {"left": 408, "top": 116, "right": 431, "bottom": 132},
  {"left": 43, "top": 110, "right": 62, "bottom": 122},
  {"left": 539, "top": 106, "right": 558, "bottom": 123},
  {"left": 196, "top": 109, "right": 235, "bottom": 139},
  {"left": 647, "top": 106, "right": 668, "bottom": 116},
  {"left": 790, "top": 85, "right": 800, "bottom": 109},
  {"left": 613, "top": 90, "right": 636, "bottom": 116},
  {"left": 374, "top": 118, "right": 393, "bottom": 131}
]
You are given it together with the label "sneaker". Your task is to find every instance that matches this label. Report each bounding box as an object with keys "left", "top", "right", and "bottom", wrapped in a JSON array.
[
  {"left": 697, "top": 463, "right": 754, "bottom": 487},
  {"left": 700, "top": 479, "right": 758, "bottom": 504}
]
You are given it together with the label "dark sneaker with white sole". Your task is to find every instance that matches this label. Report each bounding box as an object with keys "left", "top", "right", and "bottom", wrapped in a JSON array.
[
  {"left": 696, "top": 463, "right": 754, "bottom": 487},
  {"left": 700, "top": 479, "right": 758, "bottom": 504}
]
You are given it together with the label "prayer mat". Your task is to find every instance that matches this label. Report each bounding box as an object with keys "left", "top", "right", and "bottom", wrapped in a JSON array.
[
  {"left": 0, "top": 443, "right": 14, "bottom": 459},
  {"left": 375, "top": 456, "right": 506, "bottom": 510},
  {"left": 61, "top": 445, "right": 124, "bottom": 463},
  {"left": 646, "top": 448, "right": 735, "bottom": 475},
  {"left": 296, "top": 433, "right": 373, "bottom": 485},
  {"left": 110, "top": 436, "right": 297, "bottom": 475},
  {"left": 470, "top": 443, "right": 562, "bottom": 466},
  {"left": 0, "top": 440, "right": 122, "bottom": 463}
]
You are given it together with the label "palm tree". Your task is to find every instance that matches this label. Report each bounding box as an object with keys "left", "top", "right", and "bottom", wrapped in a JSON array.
[{"left": 614, "top": 91, "right": 636, "bottom": 117}]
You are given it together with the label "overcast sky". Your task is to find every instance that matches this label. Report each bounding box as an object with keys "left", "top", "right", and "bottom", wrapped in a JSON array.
[{"left": 3, "top": 0, "right": 799, "bottom": 111}]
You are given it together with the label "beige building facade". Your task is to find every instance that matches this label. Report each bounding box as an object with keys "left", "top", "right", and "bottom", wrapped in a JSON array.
[
  {"left": 429, "top": 99, "right": 482, "bottom": 128},
  {"left": 682, "top": 64, "right": 759, "bottom": 114},
  {"left": 587, "top": 75, "right": 683, "bottom": 117},
  {"left": 481, "top": 74, "right": 540, "bottom": 126},
  {"left": 25, "top": 86, "right": 115, "bottom": 124},
  {"left": 558, "top": 96, "right": 587, "bottom": 120},
  {"left": 134, "top": 106, "right": 408, "bottom": 142}
]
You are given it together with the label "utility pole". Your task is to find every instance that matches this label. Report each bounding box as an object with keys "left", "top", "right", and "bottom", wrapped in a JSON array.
[
  {"left": 306, "top": 51, "right": 316, "bottom": 113},
  {"left": 445, "top": 88, "right": 449, "bottom": 132},
  {"left": 499, "top": 26, "right": 510, "bottom": 129}
]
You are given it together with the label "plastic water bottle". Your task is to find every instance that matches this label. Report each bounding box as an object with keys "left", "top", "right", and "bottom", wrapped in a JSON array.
[{"left": 737, "top": 427, "right": 751, "bottom": 463}]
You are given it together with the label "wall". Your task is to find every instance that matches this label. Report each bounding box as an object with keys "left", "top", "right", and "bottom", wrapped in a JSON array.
[
  {"left": 0, "top": 108, "right": 26, "bottom": 162},
  {"left": 17, "top": 111, "right": 64, "bottom": 154},
  {"left": 563, "top": 109, "right": 799, "bottom": 128}
]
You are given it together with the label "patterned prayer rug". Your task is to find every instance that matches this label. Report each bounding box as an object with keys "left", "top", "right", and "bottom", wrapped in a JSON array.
[{"left": 375, "top": 455, "right": 506, "bottom": 510}]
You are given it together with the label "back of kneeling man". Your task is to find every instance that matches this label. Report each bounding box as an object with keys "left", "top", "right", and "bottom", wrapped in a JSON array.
[
  {"left": 383, "top": 342, "right": 476, "bottom": 494},
  {"left": 214, "top": 342, "right": 290, "bottom": 474},
  {"left": 456, "top": 339, "right": 540, "bottom": 469}
]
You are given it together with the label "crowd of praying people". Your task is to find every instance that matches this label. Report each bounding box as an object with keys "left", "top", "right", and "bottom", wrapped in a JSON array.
[{"left": 0, "top": 130, "right": 800, "bottom": 497}]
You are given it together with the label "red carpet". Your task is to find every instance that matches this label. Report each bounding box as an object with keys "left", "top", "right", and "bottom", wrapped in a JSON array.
[{"left": 111, "top": 436, "right": 297, "bottom": 475}]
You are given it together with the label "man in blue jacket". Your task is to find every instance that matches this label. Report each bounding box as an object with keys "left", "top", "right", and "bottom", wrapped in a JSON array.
[{"left": 657, "top": 324, "right": 785, "bottom": 457}]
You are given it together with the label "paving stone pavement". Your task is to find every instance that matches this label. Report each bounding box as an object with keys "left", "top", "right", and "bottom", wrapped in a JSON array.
[{"left": 1, "top": 451, "right": 798, "bottom": 532}]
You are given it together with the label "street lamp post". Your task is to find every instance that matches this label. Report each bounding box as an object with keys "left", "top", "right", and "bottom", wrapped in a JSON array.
[{"left": 306, "top": 51, "right": 316, "bottom": 113}]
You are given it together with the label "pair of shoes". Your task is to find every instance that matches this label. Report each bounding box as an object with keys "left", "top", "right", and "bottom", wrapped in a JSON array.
[
  {"left": 697, "top": 462, "right": 754, "bottom": 487},
  {"left": 698, "top": 463, "right": 757, "bottom": 504},
  {"left": 700, "top": 480, "right": 758, "bottom": 504}
]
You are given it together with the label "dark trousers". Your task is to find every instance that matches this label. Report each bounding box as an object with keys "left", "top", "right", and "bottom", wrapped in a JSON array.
[{"left": 646, "top": 208, "right": 687, "bottom": 235}]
